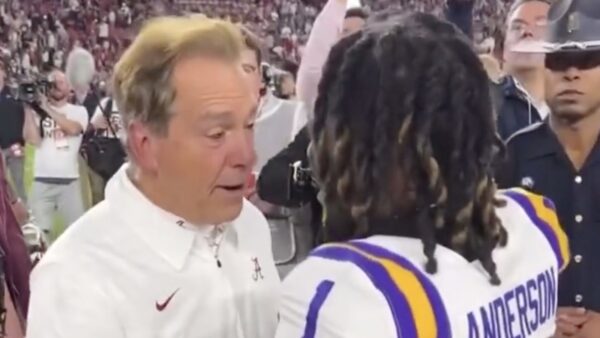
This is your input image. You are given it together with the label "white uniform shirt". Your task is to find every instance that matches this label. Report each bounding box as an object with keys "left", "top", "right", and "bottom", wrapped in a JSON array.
[
  {"left": 27, "top": 165, "right": 281, "bottom": 338},
  {"left": 33, "top": 103, "right": 88, "bottom": 179},
  {"left": 276, "top": 188, "right": 570, "bottom": 338}
]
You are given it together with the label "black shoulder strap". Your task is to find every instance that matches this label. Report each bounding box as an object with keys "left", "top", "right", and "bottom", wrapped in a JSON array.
[
  {"left": 104, "top": 99, "right": 113, "bottom": 119},
  {"left": 97, "top": 98, "right": 118, "bottom": 138}
]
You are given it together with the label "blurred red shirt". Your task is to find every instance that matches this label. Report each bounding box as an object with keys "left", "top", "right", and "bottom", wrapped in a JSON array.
[{"left": 0, "top": 156, "right": 32, "bottom": 333}]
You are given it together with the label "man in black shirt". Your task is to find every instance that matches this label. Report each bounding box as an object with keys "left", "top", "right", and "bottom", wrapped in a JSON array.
[
  {"left": 495, "top": 0, "right": 551, "bottom": 140},
  {"left": 0, "top": 58, "right": 27, "bottom": 202},
  {"left": 496, "top": 0, "right": 600, "bottom": 336}
]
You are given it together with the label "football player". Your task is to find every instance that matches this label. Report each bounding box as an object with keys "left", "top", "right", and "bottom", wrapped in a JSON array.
[{"left": 276, "top": 12, "right": 569, "bottom": 338}]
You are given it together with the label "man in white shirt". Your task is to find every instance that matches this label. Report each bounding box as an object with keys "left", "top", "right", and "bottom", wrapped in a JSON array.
[
  {"left": 23, "top": 70, "right": 89, "bottom": 239},
  {"left": 27, "top": 17, "right": 280, "bottom": 338},
  {"left": 238, "top": 27, "right": 307, "bottom": 173}
]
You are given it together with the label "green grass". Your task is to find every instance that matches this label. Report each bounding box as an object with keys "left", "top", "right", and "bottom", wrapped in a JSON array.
[{"left": 19, "top": 145, "right": 93, "bottom": 241}]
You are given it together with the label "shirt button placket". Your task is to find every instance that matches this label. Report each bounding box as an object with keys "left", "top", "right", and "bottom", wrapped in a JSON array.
[{"left": 572, "top": 174, "right": 585, "bottom": 308}]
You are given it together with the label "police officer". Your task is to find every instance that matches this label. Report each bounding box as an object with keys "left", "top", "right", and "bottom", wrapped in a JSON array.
[
  {"left": 496, "top": 0, "right": 600, "bottom": 336},
  {"left": 0, "top": 57, "right": 27, "bottom": 202}
]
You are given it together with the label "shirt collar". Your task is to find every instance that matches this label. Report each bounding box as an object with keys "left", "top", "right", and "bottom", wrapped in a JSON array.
[
  {"left": 104, "top": 164, "right": 199, "bottom": 270},
  {"left": 523, "top": 122, "right": 600, "bottom": 168},
  {"left": 522, "top": 122, "right": 562, "bottom": 159}
]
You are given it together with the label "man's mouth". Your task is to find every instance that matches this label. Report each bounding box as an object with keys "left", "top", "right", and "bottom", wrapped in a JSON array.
[
  {"left": 217, "top": 184, "right": 245, "bottom": 192},
  {"left": 557, "top": 89, "right": 583, "bottom": 97}
]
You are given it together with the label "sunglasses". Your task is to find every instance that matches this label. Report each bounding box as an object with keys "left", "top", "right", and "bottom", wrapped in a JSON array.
[{"left": 546, "top": 50, "right": 600, "bottom": 72}]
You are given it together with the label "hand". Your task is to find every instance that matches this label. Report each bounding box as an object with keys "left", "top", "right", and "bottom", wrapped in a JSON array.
[
  {"left": 555, "top": 307, "right": 588, "bottom": 337},
  {"left": 578, "top": 311, "right": 600, "bottom": 338},
  {"left": 94, "top": 116, "right": 109, "bottom": 130},
  {"left": 37, "top": 92, "right": 49, "bottom": 110}
]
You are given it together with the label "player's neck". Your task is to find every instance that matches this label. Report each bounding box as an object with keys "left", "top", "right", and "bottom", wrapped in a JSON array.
[
  {"left": 511, "top": 68, "right": 545, "bottom": 105},
  {"left": 365, "top": 213, "right": 420, "bottom": 239}
]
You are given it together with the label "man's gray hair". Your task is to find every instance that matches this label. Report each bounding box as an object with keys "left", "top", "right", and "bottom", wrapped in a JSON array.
[{"left": 112, "top": 16, "right": 244, "bottom": 137}]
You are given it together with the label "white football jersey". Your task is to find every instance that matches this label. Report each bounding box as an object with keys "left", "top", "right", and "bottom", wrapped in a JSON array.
[{"left": 276, "top": 188, "right": 570, "bottom": 338}]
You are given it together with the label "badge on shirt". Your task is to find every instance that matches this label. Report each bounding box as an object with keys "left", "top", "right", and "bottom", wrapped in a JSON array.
[{"left": 53, "top": 129, "right": 69, "bottom": 150}]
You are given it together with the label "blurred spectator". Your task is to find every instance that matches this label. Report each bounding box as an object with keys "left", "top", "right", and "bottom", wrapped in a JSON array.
[
  {"left": 0, "top": 57, "right": 27, "bottom": 202},
  {"left": 495, "top": 0, "right": 551, "bottom": 140},
  {"left": 296, "top": 0, "right": 368, "bottom": 115},
  {"left": 0, "top": 155, "right": 32, "bottom": 337},
  {"left": 0, "top": 0, "right": 512, "bottom": 92}
]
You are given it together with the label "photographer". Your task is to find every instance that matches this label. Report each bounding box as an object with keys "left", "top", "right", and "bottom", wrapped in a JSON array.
[
  {"left": 0, "top": 58, "right": 27, "bottom": 202},
  {"left": 22, "top": 70, "right": 89, "bottom": 240}
]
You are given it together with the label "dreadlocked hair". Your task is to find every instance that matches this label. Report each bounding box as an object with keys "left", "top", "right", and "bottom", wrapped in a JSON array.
[{"left": 311, "top": 13, "right": 507, "bottom": 285}]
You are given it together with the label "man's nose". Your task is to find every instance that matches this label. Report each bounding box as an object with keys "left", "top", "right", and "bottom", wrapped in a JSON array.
[
  {"left": 563, "top": 66, "right": 581, "bottom": 81},
  {"left": 228, "top": 131, "right": 256, "bottom": 169},
  {"left": 520, "top": 29, "right": 534, "bottom": 39}
]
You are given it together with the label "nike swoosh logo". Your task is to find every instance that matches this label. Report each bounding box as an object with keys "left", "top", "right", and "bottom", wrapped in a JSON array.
[{"left": 156, "top": 288, "right": 180, "bottom": 312}]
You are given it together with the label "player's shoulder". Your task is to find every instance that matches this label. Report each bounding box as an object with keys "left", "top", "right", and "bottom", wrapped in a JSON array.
[
  {"left": 281, "top": 240, "right": 452, "bottom": 338},
  {"left": 279, "top": 247, "right": 397, "bottom": 338},
  {"left": 496, "top": 187, "right": 558, "bottom": 219},
  {"left": 496, "top": 188, "right": 570, "bottom": 271},
  {"left": 496, "top": 188, "right": 559, "bottom": 230}
]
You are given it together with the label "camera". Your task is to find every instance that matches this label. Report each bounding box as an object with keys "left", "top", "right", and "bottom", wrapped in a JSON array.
[
  {"left": 18, "top": 79, "right": 53, "bottom": 104},
  {"left": 287, "top": 160, "right": 316, "bottom": 203}
]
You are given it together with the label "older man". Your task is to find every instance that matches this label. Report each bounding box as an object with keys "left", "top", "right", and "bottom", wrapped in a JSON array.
[{"left": 27, "top": 17, "right": 279, "bottom": 338}]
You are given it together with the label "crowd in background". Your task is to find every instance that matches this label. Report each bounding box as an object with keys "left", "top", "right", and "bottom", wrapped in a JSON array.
[{"left": 1, "top": 0, "right": 510, "bottom": 91}]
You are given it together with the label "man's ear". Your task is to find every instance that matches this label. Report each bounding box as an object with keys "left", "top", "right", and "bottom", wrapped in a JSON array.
[{"left": 126, "top": 121, "right": 160, "bottom": 174}]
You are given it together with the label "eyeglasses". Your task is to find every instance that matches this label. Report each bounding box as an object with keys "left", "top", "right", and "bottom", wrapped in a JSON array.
[{"left": 546, "top": 49, "right": 600, "bottom": 72}]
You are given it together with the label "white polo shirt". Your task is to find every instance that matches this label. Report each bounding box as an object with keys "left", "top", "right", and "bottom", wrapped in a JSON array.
[{"left": 27, "top": 165, "right": 281, "bottom": 338}]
